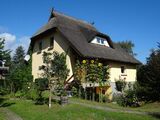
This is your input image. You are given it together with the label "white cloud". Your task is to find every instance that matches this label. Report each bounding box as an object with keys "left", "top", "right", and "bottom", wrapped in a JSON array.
[
  {"left": 0, "top": 33, "right": 16, "bottom": 42},
  {"left": 0, "top": 32, "right": 31, "bottom": 54},
  {"left": 14, "top": 36, "right": 31, "bottom": 52},
  {"left": 0, "top": 33, "right": 16, "bottom": 51}
]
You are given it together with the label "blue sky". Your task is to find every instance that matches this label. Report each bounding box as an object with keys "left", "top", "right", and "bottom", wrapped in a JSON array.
[{"left": 0, "top": 0, "right": 160, "bottom": 63}]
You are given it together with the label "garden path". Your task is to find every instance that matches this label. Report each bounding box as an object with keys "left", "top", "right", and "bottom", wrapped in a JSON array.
[{"left": 0, "top": 107, "right": 23, "bottom": 120}]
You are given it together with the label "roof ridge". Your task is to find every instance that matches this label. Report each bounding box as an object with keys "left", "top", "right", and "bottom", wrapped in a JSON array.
[{"left": 53, "top": 10, "right": 97, "bottom": 30}]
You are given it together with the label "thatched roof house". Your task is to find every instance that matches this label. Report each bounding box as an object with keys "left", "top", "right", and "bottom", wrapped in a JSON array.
[{"left": 30, "top": 10, "right": 140, "bottom": 99}]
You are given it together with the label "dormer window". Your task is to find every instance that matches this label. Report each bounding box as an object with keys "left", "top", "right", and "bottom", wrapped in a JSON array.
[
  {"left": 96, "top": 37, "right": 105, "bottom": 44},
  {"left": 91, "top": 36, "right": 110, "bottom": 47}
]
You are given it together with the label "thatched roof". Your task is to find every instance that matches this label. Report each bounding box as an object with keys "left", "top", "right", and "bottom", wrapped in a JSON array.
[{"left": 31, "top": 11, "right": 140, "bottom": 64}]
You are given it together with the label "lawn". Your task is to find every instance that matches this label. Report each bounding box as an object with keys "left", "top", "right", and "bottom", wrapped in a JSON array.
[
  {"left": 0, "top": 108, "right": 5, "bottom": 120},
  {"left": 3, "top": 99, "right": 159, "bottom": 120}
]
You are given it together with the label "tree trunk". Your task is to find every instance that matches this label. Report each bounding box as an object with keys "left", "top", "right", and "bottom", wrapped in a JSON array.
[
  {"left": 99, "top": 88, "right": 102, "bottom": 103},
  {"left": 49, "top": 87, "right": 52, "bottom": 108}
]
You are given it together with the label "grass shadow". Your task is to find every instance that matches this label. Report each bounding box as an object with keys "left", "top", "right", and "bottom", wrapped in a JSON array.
[
  {"left": 0, "top": 96, "right": 15, "bottom": 107},
  {"left": 0, "top": 97, "right": 6, "bottom": 105},
  {"left": 1, "top": 102, "right": 15, "bottom": 107},
  {"left": 34, "top": 97, "right": 60, "bottom": 105},
  {"left": 148, "top": 112, "right": 160, "bottom": 119}
]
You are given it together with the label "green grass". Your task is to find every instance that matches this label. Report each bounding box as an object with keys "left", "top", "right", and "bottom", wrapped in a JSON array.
[
  {"left": 4, "top": 99, "right": 159, "bottom": 120},
  {"left": 70, "top": 97, "right": 160, "bottom": 113},
  {"left": 0, "top": 108, "right": 5, "bottom": 120}
]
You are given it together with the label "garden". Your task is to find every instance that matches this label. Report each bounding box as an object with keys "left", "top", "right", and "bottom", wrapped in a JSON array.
[{"left": 0, "top": 38, "right": 160, "bottom": 120}]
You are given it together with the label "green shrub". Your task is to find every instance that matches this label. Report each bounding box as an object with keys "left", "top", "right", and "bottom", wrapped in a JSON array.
[
  {"left": 15, "top": 91, "right": 25, "bottom": 98},
  {"left": 26, "top": 88, "right": 39, "bottom": 101},
  {"left": 114, "top": 89, "right": 140, "bottom": 107},
  {"left": 102, "top": 95, "right": 110, "bottom": 103},
  {"left": 71, "top": 86, "right": 78, "bottom": 97},
  {"left": 115, "top": 80, "right": 126, "bottom": 92},
  {"left": 125, "top": 89, "right": 139, "bottom": 107},
  {"left": 0, "top": 88, "right": 9, "bottom": 95},
  {"left": 35, "top": 78, "right": 48, "bottom": 91},
  {"left": 42, "top": 90, "right": 50, "bottom": 99}
]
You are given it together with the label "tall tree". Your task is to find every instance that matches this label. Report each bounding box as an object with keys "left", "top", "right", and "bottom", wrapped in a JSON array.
[
  {"left": 137, "top": 43, "right": 160, "bottom": 101},
  {"left": 0, "top": 38, "right": 11, "bottom": 66},
  {"left": 8, "top": 46, "right": 32, "bottom": 93},
  {"left": 117, "top": 40, "right": 136, "bottom": 56},
  {"left": 0, "top": 37, "right": 11, "bottom": 89}
]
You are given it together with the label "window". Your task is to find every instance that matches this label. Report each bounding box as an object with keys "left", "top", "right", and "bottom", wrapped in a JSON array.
[
  {"left": 101, "top": 39, "right": 104, "bottom": 44},
  {"left": 96, "top": 37, "right": 105, "bottom": 45},
  {"left": 50, "top": 37, "right": 54, "bottom": 48},
  {"left": 38, "top": 41, "right": 42, "bottom": 52},
  {"left": 97, "top": 37, "right": 101, "bottom": 43},
  {"left": 91, "top": 36, "right": 110, "bottom": 47},
  {"left": 121, "top": 66, "right": 125, "bottom": 73}
]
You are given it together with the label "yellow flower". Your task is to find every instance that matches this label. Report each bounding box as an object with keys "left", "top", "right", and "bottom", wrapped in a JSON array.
[
  {"left": 82, "top": 60, "right": 86, "bottom": 64},
  {"left": 98, "top": 63, "right": 102, "bottom": 67},
  {"left": 91, "top": 60, "right": 94, "bottom": 64}
]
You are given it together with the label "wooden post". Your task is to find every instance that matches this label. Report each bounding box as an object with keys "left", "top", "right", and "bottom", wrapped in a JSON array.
[
  {"left": 78, "top": 85, "right": 81, "bottom": 98},
  {"left": 85, "top": 87, "right": 87, "bottom": 100},
  {"left": 92, "top": 85, "right": 95, "bottom": 101}
]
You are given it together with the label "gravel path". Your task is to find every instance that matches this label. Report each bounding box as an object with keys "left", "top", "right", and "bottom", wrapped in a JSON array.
[
  {"left": 70, "top": 101, "right": 147, "bottom": 115},
  {"left": 0, "top": 108, "right": 23, "bottom": 120}
]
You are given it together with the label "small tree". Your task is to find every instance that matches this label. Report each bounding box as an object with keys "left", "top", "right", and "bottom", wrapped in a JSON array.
[
  {"left": 51, "top": 51, "right": 69, "bottom": 97},
  {"left": 74, "top": 59, "right": 110, "bottom": 102},
  {"left": 85, "top": 60, "right": 102, "bottom": 101},
  {"left": 41, "top": 51, "right": 69, "bottom": 108}
]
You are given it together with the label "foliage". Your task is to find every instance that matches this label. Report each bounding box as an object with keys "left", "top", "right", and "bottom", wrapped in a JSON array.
[
  {"left": 26, "top": 88, "right": 39, "bottom": 101},
  {"left": 42, "top": 51, "right": 69, "bottom": 94},
  {"left": 50, "top": 51, "right": 69, "bottom": 96},
  {"left": 7, "top": 46, "right": 33, "bottom": 93},
  {"left": 102, "top": 94, "right": 110, "bottom": 103},
  {"left": 14, "top": 91, "right": 26, "bottom": 98},
  {"left": 71, "top": 86, "right": 78, "bottom": 97},
  {"left": 74, "top": 59, "right": 110, "bottom": 101},
  {"left": 0, "top": 37, "right": 11, "bottom": 66},
  {"left": 0, "top": 87, "right": 9, "bottom": 95},
  {"left": 74, "top": 59, "right": 110, "bottom": 84},
  {"left": 114, "top": 89, "right": 139, "bottom": 107},
  {"left": 35, "top": 78, "right": 48, "bottom": 91},
  {"left": 115, "top": 79, "right": 126, "bottom": 92},
  {"left": 117, "top": 40, "right": 136, "bottom": 56},
  {"left": 137, "top": 44, "right": 160, "bottom": 102},
  {"left": 74, "top": 60, "right": 86, "bottom": 83},
  {"left": 40, "top": 51, "right": 69, "bottom": 107}
]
